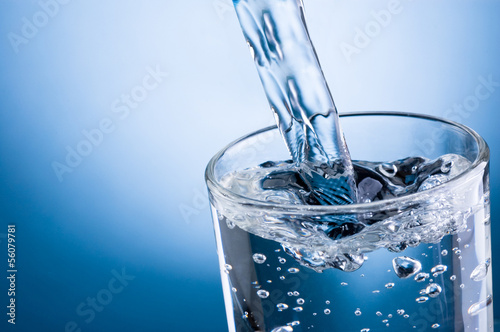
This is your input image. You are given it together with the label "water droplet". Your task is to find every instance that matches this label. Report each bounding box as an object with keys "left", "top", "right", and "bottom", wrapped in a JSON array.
[
  {"left": 277, "top": 303, "right": 289, "bottom": 311},
  {"left": 257, "top": 290, "right": 269, "bottom": 298},
  {"left": 324, "top": 309, "right": 331, "bottom": 315},
  {"left": 468, "top": 295, "right": 493, "bottom": 316},
  {"left": 385, "top": 283, "right": 395, "bottom": 289},
  {"left": 393, "top": 256, "right": 422, "bottom": 279},
  {"left": 431, "top": 264, "right": 448, "bottom": 277},
  {"left": 432, "top": 323, "right": 440, "bottom": 329},
  {"left": 297, "top": 298, "right": 305, "bottom": 305},
  {"left": 414, "top": 272, "right": 430, "bottom": 282},
  {"left": 426, "top": 283, "right": 442, "bottom": 298},
  {"left": 450, "top": 275, "right": 456, "bottom": 281},
  {"left": 288, "top": 268, "right": 300, "bottom": 274},
  {"left": 293, "top": 306, "right": 303, "bottom": 312},
  {"left": 355, "top": 308, "right": 362, "bottom": 316},
  {"left": 416, "top": 296, "right": 429, "bottom": 303},
  {"left": 253, "top": 253, "right": 267, "bottom": 264},
  {"left": 376, "top": 311, "right": 383, "bottom": 317},
  {"left": 341, "top": 282, "right": 348, "bottom": 286},
  {"left": 397, "top": 309, "right": 405, "bottom": 315},
  {"left": 441, "top": 250, "right": 448, "bottom": 256},
  {"left": 271, "top": 326, "right": 293, "bottom": 332},
  {"left": 470, "top": 259, "right": 490, "bottom": 281},
  {"left": 279, "top": 257, "right": 286, "bottom": 264}
]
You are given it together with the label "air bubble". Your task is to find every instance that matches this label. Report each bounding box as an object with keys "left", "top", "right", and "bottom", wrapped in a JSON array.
[
  {"left": 376, "top": 311, "right": 383, "bottom": 317},
  {"left": 279, "top": 257, "right": 286, "bottom": 264},
  {"left": 426, "top": 283, "right": 442, "bottom": 298},
  {"left": 468, "top": 295, "right": 493, "bottom": 316},
  {"left": 297, "top": 298, "right": 305, "bottom": 305},
  {"left": 293, "top": 307, "right": 303, "bottom": 312},
  {"left": 355, "top": 308, "right": 362, "bottom": 316},
  {"left": 397, "top": 309, "right": 405, "bottom": 315},
  {"left": 253, "top": 253, "right": 267, "bottom": 264},
  {"left": 414, "top": 272, "right": 429, "bottom": 282},
  {"left": 470, "top": 259, "right": 490, "bottom": 281},
  {"left": 441, "top": 250, "right": 448, "bottom": 256},
  {"left": 341, "top": 282, "right": 348, "bottom": 286},
  {"left": 271, "top": 326, "right": 293, "bottom": 332},
  {"left": 257, "top": 290, "right": 270, "bottom": 298},
  {"left": 431, "top": 264, "right": 447, "bottom": 277},
  {"left": 224, "top": 264, "right": 232, "bottom": 274},
  {"left": 385, "top": 283, "right": 395, "bottom": 289},
  {"left": 416, "top": 296, "right": 429, "bottom": 303},
  {"left": 324, "top": 309, "right": 331, "bottom": 315},
  {"left": 450, "top": 275, "right": 456, "bottom": 281},
  {"left": 361, "top": 329, "right": 370, "bottom": 332},
  {"left": 432, "top": 323, "right": 440, "bottom": 329},
  {"left": 393, "top": 256, "right": 422, "bottom": 279},
  {"left": 288, "top": 268, "right": 300, "bottom": 274},
  {"left": 277, "top": 303, "right": 289, "bottom": 311}
]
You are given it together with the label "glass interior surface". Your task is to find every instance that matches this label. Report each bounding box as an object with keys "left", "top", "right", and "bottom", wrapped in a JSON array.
[{"left": 206, "top": 112, "right": 492, "bottom": 332}]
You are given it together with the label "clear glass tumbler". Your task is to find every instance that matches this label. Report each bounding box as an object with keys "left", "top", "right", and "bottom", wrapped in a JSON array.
[{"left": 205, "top": 112, "right": 492, "bottom": 332}]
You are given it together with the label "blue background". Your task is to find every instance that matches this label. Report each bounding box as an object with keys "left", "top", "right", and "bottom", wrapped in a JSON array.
[{"left": 0, "top": 0, "right": 499, "bottom": 331}]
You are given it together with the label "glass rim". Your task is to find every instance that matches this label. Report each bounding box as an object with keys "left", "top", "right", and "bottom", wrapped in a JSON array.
[{"left": 205, "top": 111, "right": 489, "bottom": 214}]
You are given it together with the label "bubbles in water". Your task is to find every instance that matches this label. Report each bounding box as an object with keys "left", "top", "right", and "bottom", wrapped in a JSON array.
[
  {"left": 341, "top": 282, "right": 348, "bottom": 286},
  {"left": 414, "top": 272, "right": 430, "bottom": 282},
  {"left": 354, "top": 308, "right": 362, "bottom": 316},
  {"left": 392, "top": 256, "right": 422, "bottom": 279},
  {"left": 293, "top": 307, "right": 303, "bottom": 312},
  {"left": 431, "top": 264, "right": 447, "bottom": 277},
  {"left": 297, "top": 298, "right": 305, "bottom": 305},
  {"left": 378, "top": 163, "right": 397, "bottom": 177},
  {"left": 288, "top": 268, "right": 300, "bottom": 273},
  {"left": 385, "top": 283, "right": 395, "bottom": 289},
  {"left": 279, "top": 257, "right": 287, "bottom": 264},
  {"left": 397, "top": 309, "right": 405, "bottom": 315},
  {"left": 224, "top": 264, "right": 232, "bottom": 274},
  {"left": 450, "top": 275, "right": 457, "bottom": 281},
  {"left": 277, "top": 303, "right": 289, "bottom": 311},
  {"left": 376, "top": 311, "right": 383, "bottom": 317},
  {"left": 441, "top": 250, "right": 448, "bottom": 256},
  {"left": 325, "top": 300, "right": 330, "bottom": 304},
  {"left": 432, "top": 323, "right": 440, "bottom": 329},
  {"left": 232, "top": 287, "right": 237, "bottom": 293},
  {"left": 468, "top": 295, "right": 493, "bottom": 316},
  {"left": 470, "top": 259, "right": 490, "bottom": 281},
  {"left": 288, "top": 321, "right": 300, "bottom": 327},
  {"left": 257, "top": 290, "right": 270, "bottom": 298},
  {"left": 426, "top": 283, "right": 442, "bottom": 298},
  {"left": 324, "top": 309, "right": 331, "bottom": 315},
  {"left": 253, "top": 253, "right": 267, "bottom": 264},
  {"left": 361, "top": 329, "right": 370, "bottom": 332},
  {"left": 293, "top": 291, "right": 300, "bottom": 296},
  {"left": 287, "top": 291, "right": 294, "bottom": 296},
  {"left": 416, "top": 296, "right": 429, "bottom": 303},
  {"left": 271, "top": 326, "right": 293, "bottom": 332}
]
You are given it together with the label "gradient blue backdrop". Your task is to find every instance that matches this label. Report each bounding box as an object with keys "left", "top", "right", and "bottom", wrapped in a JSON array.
[{"left": 0, "top": 0, "right": 499, "bottom": 331}]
